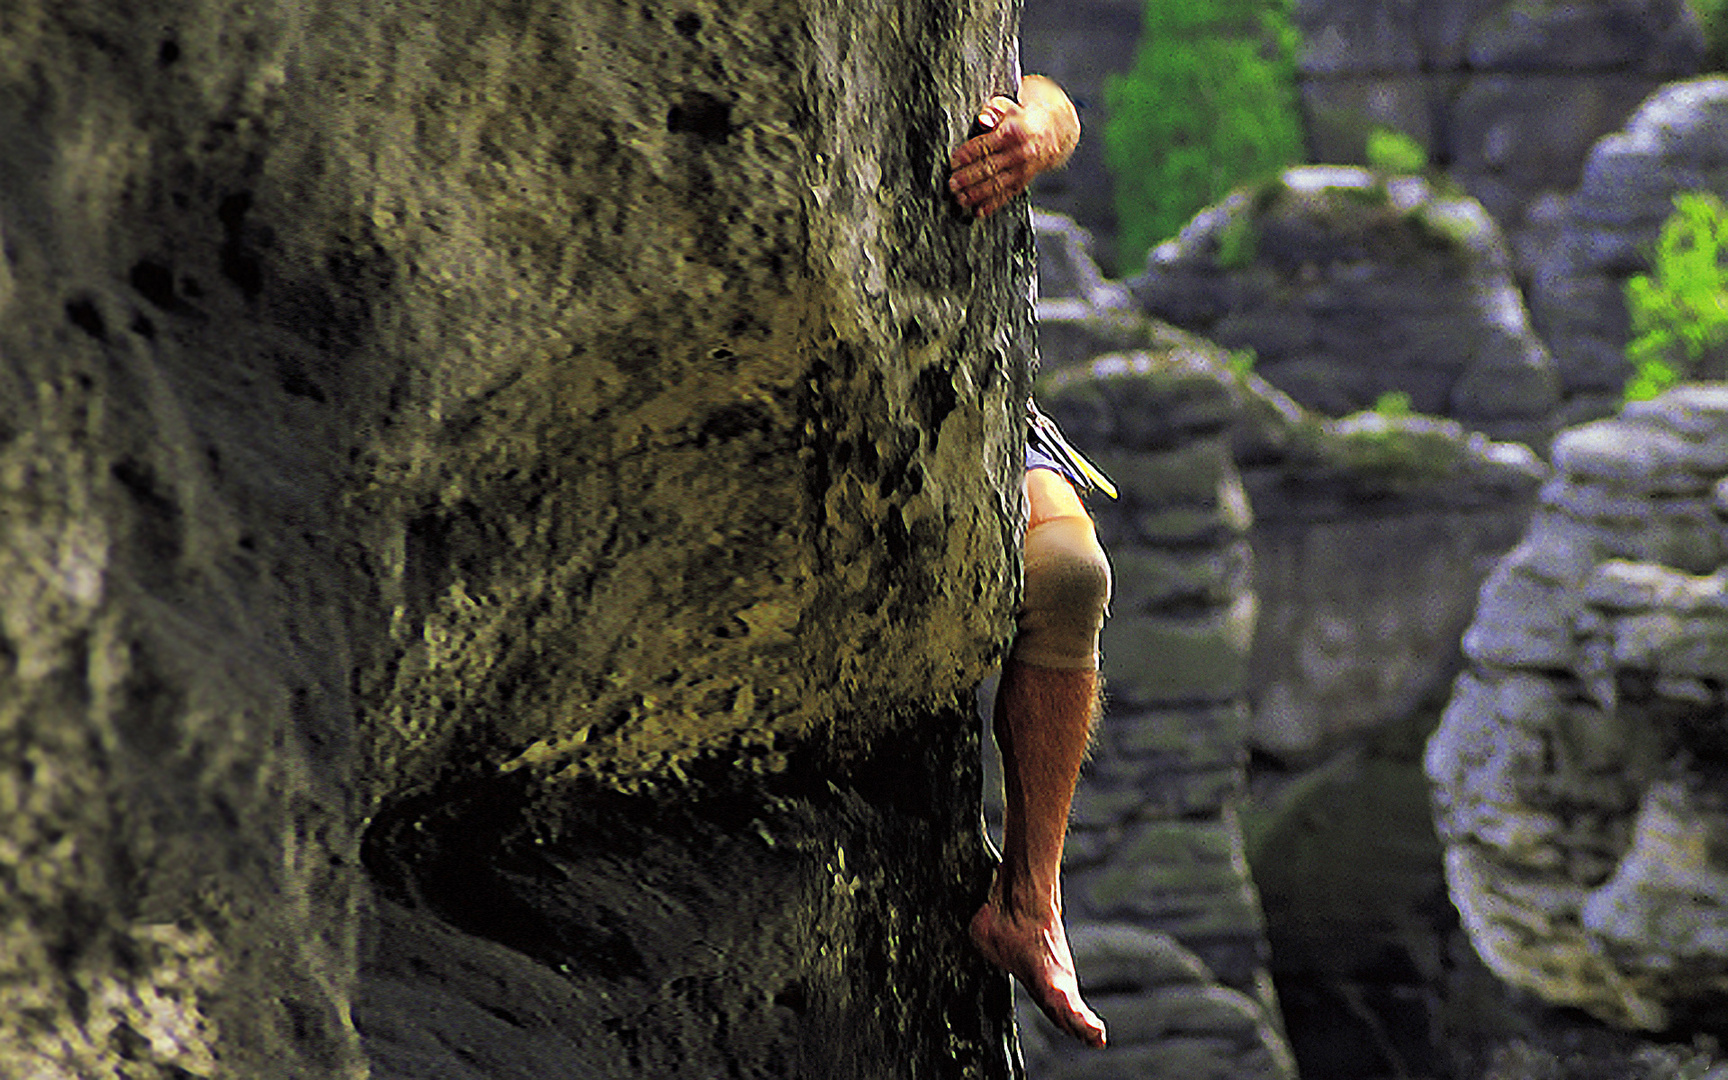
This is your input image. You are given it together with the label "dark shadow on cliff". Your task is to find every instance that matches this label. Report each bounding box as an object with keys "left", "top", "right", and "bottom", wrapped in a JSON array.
[{"left": 356, "top": 699, "right": 1017, "bottom": 1079}]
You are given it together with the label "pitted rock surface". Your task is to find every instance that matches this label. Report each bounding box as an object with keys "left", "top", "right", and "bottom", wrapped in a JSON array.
[
  {"left": 0, "top": 0, "right": 1034, "bottom": 1075},
  {"left": 1428, "top": 384, "right": 1728, "bottom": 1030},
  {"left": 1530, "top": 77, "right": 1728, "bottom": 424},
  {"left": 1128, "top": 166, "right": 1559, "bottom": 444}
]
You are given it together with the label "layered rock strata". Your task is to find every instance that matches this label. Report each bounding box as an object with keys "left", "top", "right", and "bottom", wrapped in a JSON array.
[
  {"left": 1427, "top": 385, "right": 1728, "bottom": 1030},
  {"left": 1238, "top": 383, "right": 1547, "bottom": 761},
  {"left": 1130, "top": 166, "right": 1559, "bottom": 444},
  {"left": 0, "top": 0, "right": 1034, "bottom": 1075},
  {"left": 1040, "top": 211, "right": 1546, "bottom": 762},
  {"left": 1530, "top": 77, "right": 1728, "bottom": 425},
  {"left": 1294, "top": 0, "right": 1704, "bottom": 258},
  {"left": 1015, "top": 926, "right": 1295, "bottom": 1080}
]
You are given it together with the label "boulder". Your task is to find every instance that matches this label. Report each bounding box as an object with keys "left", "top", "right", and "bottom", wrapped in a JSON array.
[
  {"left": 1428, "top": 384, "right": 1728, "bottom": 1030},
  {"left": 0, "top": 0, "right": 1038, "bottom": 1075},
  {"left": 1128, "top": 166, "right": 1559, "bottom": 445},
  {"left": 1530, "top": 77, "right": 1728, "bottom": 424}
]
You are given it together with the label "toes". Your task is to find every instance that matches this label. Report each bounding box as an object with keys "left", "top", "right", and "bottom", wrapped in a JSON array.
[{"left": 1035, "top": 978, "right": 1106, "bottom": 1047}]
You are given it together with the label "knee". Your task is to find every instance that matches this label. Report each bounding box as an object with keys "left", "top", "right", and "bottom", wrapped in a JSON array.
[{"left": 1012, "top": 514, "right": 1111, "bottom": 671}]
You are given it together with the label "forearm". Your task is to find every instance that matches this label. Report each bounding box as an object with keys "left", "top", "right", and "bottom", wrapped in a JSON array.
[{"left": 1018, "top": 74, "right": 1079, "bottom": 172}]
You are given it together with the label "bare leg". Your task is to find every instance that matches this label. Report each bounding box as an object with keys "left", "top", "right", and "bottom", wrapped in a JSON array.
[
  {"left": 971, "top": 470, "right": 1107, "bottom": 1048},
  {"left": 971, "top": 661, "right": 1106, "bottom": 1047}
]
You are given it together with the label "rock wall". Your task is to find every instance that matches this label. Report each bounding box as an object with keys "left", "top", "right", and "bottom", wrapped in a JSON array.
[
  {"left": 1129, "top": 166, "right": 1559, "bottom": 445},
  {"left": 1530, "top": 77, "right": 1728, "bottom": 426},
  {"left": 1294, "top": 0, "right": 1705, "bottom": 264},
  {"left": 1427, "top": 385, "right": 1728, "bottom": 1031},
  {"left": 1239, "top": 391, "right": 1546, "bottom": 762},
  {"left": 0, "top": 1, "right": 1037, "bottom": 1076}
]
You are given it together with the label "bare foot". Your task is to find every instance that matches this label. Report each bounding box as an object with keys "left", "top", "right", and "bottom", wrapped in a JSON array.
[{"left": 970, "top": 892, "right": 1107, "bottom": 1048}]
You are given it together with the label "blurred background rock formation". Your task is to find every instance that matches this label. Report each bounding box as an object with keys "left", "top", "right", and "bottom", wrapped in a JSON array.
[
  {"left": 1293, "top": 0, "right": 1706, "bottom": 269},
  {"left": 1127, "top": 167, "right": 1559, "bottom": 445},
  {"left": 1429, "top": 385, "right": 1728, "bottom": 1033},
  {"left": 1023, "top": 197, "right": 1728, "bottom": 1077},
  {"left": 1022, "top": 0, "right": 1709, "bottom": 283}
]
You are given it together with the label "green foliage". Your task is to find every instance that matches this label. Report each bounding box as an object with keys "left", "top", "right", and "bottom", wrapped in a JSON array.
[
  {"left": 1227, "top": 347, "right": 1257, "bottom": 378},
  {"left": 1372, "top": 390, "right": 1413, "bottom": 417},
  {"left": 1102, "top": 0, "right": 1306, "bottom": 273},
  {"left": 1365, "top": 126, "right": 1428, "bottom": 175},
  {"left": 1623, "top": 191, "right": 1728, "bottom": 402},
  {"left": 1691, "top": 0, "right": 1728, "bottom": 72},
  {"left": 1215, "top": 211, "right": 1259, "bottom": 268}
]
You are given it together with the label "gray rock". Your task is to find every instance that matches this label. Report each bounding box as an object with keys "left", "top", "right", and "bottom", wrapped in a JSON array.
[
  {"left": 1129, "top": 167, "right": 1559, "bottom": 443},
  {"left": 1451, "top": 74, "right": 1672, "bottom": 225},
  {"left": 1581, "top": 782, "right": 1728, "bottom": 970},
  {"left": 1025, "top": 350, "right": 1296, "bottom": 1078},
  {"left": 1016, "top": 925, "right": 1296, "bottom": 1080},
  {"left": 1532, "top": 78, "right": 1728, "bottom": 417},
  {"left": 1295, "top": 0, "right": 1704, "bottom": 279},
  {"left": 1430, "top": 385, "right": 1728, "bottom": 1029},
  {"left": 1067, "top": 924, "right": 1217, "bottom": 990},
  {"left": 1466, "top": 0, "right": 1703, "bottom": 74},
  {"left": 1038, "top": 211, "right": 1136, "bottom": 314},
  {"left": 1034, "top": 213, "right": 1159, "bottom": 374}
]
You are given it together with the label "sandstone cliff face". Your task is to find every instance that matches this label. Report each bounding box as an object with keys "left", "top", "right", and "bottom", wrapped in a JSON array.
[
  {"left": 1428, "top": 386, "right": 1728, "bottom": 1030},
  {"left": 0, "top": 2, "right": 1033, "bottom": 1076}
]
